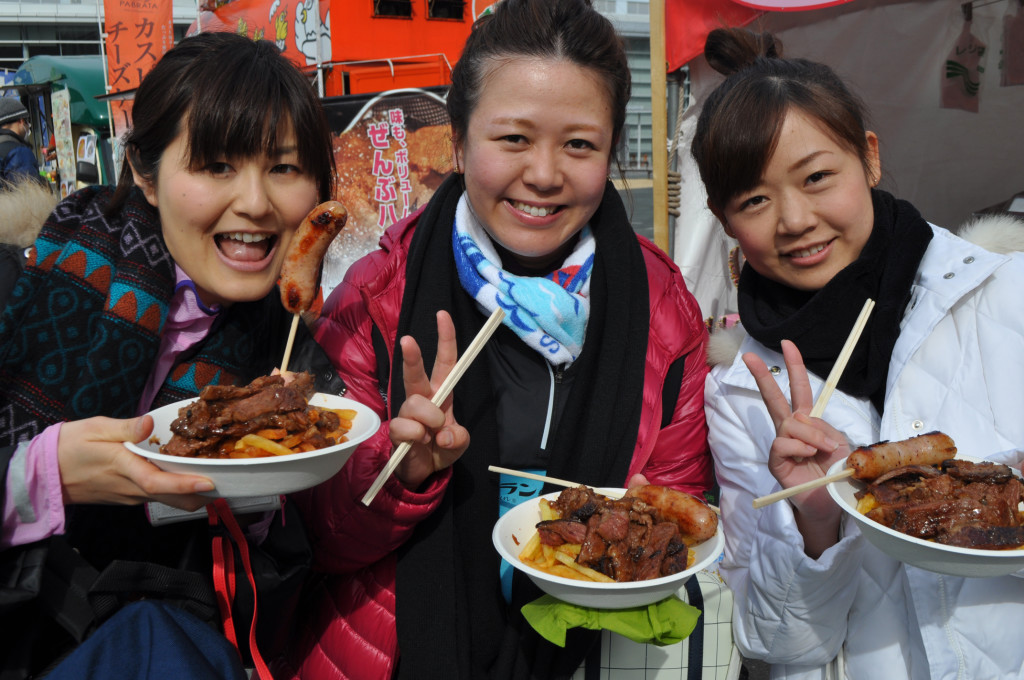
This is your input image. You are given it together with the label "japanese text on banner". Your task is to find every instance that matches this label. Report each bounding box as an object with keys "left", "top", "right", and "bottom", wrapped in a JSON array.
[
  {"left": 103, "top": 0, "right": 174, "bottom": 140},
  {"left": 367, "top": 109, "right": 413, "bottom": 229}
]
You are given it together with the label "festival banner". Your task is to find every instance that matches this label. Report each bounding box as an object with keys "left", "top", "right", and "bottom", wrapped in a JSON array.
[
  {"left": 191, "top": 0, "right": 331, "bottom": 70},
  {"left": 103, "top": 0, "right": 174, "bottom": 142},
  {"left": 319, "top": 87, "right": 453, "bottom": 299}
]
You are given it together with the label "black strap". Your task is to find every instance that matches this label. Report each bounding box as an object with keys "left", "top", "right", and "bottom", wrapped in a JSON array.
[
  {"left": 684, "top": 576, "right": 705, "bottom": 680},
  {"left": 0, "top": 139, "right": 18, "bottom": 168},
  {"left": 0, "top": 139, "right": 24, "bottom": 181},
  {"left": 38, "top": 537, "right": 102, "bottom": 643},
  {"left": 578, "top": 576, "right": 705, "bottom": 678},
  {"left": 584, "top": 637, "right": 601, "bottom": 680},
  {"left": 87, "top": 560, "right": 218, "bottom": 627},
  {"left": 661, "top": 354, "right": 687, "bottom": 429},
  {"left": 0, "top": 444, "right": 15, "bottom": 508}
]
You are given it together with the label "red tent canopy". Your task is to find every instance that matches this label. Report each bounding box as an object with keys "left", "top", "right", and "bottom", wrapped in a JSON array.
[
  {"left": 666, "top": 0, "right": 860, "bottom": 72},
  {"left": 665, "top": 0, "right": 763, "bottom": 72}
]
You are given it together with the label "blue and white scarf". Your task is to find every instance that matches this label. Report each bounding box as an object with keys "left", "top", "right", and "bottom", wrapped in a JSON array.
[{"left": 452, "top": 195, "right": 595, "bottom": 365}]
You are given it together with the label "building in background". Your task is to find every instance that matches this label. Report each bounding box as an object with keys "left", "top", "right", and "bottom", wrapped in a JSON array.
[
  {"left": 1, "top": 0, "right": 655, "bottom": 169},
  {"left": 0, "top": 0, "right": 196, "bottom": 70},
  {"left": 0, "top": 0, "right": 655, "bottom": 176},
  {"left": 596, "top": 0, "right": 654, "bottom": 173}
]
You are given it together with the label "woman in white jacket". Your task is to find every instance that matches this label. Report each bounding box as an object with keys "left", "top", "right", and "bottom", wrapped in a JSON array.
[{"left": 695, "top": 27, "right": 1024, "bottom": 680}]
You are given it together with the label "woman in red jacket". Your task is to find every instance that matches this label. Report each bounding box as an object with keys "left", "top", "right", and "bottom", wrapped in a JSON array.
[{"left": 285, "top": 1, "right": 713, "bottom": 678}]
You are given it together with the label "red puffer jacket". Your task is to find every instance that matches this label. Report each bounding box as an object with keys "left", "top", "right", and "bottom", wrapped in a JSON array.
[{"left": 281, "top": 205, "right": 712, "bottom": 680}]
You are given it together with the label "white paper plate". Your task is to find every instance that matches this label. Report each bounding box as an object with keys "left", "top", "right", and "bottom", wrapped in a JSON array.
[
  {"left": 125, "top": 393, "right": 380, "bottom": 498},
  {"left": 492, "top": 488, "right": 725, "bottom": 609},
  {"left": 827, "top": 456, "right": 1024, "bottom": 577}
]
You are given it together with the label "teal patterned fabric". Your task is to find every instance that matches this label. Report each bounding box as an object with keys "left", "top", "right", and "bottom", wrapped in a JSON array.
[{"left": 0, "top": 186, "right": 297, "bottom": 446}]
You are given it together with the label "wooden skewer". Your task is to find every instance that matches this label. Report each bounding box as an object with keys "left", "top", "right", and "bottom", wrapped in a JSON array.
[
  {"left": 751, "top": 298, "right": 875, "bottom": 509},
  {"left": 361, "top": 307, "right": 506, "bottom": 506},
  {"left": 279, "top": 313, "right": 301, "bottom": 373},
  {"left": 752, "top": 468, "right": 854, "bottom": 509},
  {"left": 489, "top": 465, "right": 720, "bottom": 514}
]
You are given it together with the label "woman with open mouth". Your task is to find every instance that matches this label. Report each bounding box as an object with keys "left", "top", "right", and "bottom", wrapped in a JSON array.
[{"left": 0, "top": 31, "right": 340, "bottom": 678}]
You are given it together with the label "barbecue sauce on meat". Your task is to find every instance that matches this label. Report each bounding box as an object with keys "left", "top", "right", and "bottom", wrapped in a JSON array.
[
  {"left": 539, "top": 486, "right": 691, "bottom": 582},
  {"left": 855, "top": 459, "right": 1024, "bottom": 550},
  {"left": 160, "top": 372, "right": 334, "bottom": 458}
]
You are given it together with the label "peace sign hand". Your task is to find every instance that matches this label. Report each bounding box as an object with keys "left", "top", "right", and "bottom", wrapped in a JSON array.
[
  {"left": 389, "top": 310, "right": 470, "bottom": 490},
  {"left": 742, "top": 340, "right": 849, "bottom": 523}
]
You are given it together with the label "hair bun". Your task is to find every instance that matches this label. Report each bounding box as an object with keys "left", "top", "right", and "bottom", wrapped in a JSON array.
[{"left": 703, "top": 27, "right": 783, "bottom": 77}]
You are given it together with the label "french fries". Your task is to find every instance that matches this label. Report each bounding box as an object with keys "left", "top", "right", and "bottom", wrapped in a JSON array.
[
  {"left": 517, "top": 499, "right": 615, "bottom": 583},
  {"left": 515, "top": 495, "right": 697, "bottom": 583},
  {"left": 554, "top": 551, "right": 614, "bottom": 582},
  {"left": 223, "top": 406, "right": 354, "bottom": 459}
]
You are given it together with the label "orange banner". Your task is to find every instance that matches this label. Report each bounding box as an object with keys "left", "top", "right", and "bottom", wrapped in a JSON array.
[
  {"left": 103, "top": 0, "right": 174, "bottom": 140},
  {"left": 189, "top": 0, "right": 331, "bottom": 72}
]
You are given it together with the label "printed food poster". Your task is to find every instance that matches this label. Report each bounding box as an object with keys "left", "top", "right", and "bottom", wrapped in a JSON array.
[
  {"left": 76, "top": 134, "right": 97, "bottom": 164},
  {"left": 191, "top": 0, "right": 331, "bottom": 70},
  {"left": 50, "top": 88, "right": 75, "bottom": 187},
  {"left": 320, "top": 87, "right": 454, "bottom": 298}
]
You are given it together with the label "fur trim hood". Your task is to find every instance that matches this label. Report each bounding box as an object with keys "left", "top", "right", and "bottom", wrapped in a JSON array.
[
  {"left": 706, "top": 214, "right": 1024, "bottom": 367},
  {"left": 0, "top": 180, "right": 57, "bottom": 248}
]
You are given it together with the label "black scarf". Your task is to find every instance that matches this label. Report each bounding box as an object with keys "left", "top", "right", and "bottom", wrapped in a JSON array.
[
  {"left": 393, "top": 174, "right": 650, "bottom": 680},
  {"left": 738, "top": 189, "right": 933, "bottom": 412}
]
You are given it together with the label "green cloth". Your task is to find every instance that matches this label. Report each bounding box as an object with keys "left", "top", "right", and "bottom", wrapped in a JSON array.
[{"left": 521, "top": 594, "right": 701, "bottom": 648}]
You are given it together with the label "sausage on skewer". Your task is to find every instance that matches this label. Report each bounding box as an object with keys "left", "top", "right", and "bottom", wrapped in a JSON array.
[
  {"left": 753, "top": 431, "right": 958, "bottom": 508},
  {"left": 279, "top": 200, "right": 348, "bottom": 314},
  {"left": 846, "top": 431, "right": 957, "bottom": 481}
]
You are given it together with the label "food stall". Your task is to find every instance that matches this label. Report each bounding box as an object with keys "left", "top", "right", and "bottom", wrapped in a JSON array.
[{"left": 5, "top": 54, "right": 113, "bottom": 193}]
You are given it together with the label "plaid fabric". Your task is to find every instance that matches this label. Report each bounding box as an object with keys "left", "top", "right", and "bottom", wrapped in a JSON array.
[{"left": 572, "top": 569, "right": 741, "bottom": 680}]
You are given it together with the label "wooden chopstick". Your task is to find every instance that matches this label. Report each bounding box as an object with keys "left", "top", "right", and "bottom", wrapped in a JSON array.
[
  {"left": 489, "top": 465, "right": 720, "bottom": 514},
  {"left": 361, "top": 307, "right": 506, "bottom": 506},
  {"left": 751, "top": 298, "right": 875, "bottom": 509},
  {"left": 751, "top": 468, "right": 854, "bottom": 509},
  {"left": 488, "top": 466, "right": 584, "bottom": 490},
  {"left": 279, "top": 314, "right": 301, "bottom": 373},
  {"left": 809, "top": 298, "right": 875, "bottom": 418}
]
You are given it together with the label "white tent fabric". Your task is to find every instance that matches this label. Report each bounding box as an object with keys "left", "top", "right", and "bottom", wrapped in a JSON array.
[{"left": 673, "top": 0, "right": 1024, "bottom": 321}]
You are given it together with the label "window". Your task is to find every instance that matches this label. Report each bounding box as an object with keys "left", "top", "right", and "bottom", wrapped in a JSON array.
[
  {"left": 374, "top": 0, "right": 412, "bottom": 17},
  {"left": 428, "top": 0, "right": 464, "bottom": 19}
]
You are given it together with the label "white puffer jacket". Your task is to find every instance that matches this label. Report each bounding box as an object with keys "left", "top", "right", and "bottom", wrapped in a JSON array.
[{"left": 705, "top": 217, "right": 1024, "bottom": 680}]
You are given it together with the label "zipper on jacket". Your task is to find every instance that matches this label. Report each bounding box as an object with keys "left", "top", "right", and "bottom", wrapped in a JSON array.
[
  {"left": 540, "top": 363, "right": 568, "bottom": 449},
  {"left": 540, "top": 363, "right": 558, "bottom": 449}
]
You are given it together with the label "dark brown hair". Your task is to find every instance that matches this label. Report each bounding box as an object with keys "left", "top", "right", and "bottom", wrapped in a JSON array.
[
  {"left": 691, "top": 27, "right": 872, "bottom": 213},
  {"left": 447, "top": 0, "right": 631, "bottom": 150},
  {"left": 107, "top": 31, "right": 335, "bottom": 214}
]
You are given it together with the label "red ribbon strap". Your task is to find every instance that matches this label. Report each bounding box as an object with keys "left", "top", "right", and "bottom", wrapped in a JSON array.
[{"left": 207, "top": 499, "right": 272, "bottom": 680}]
